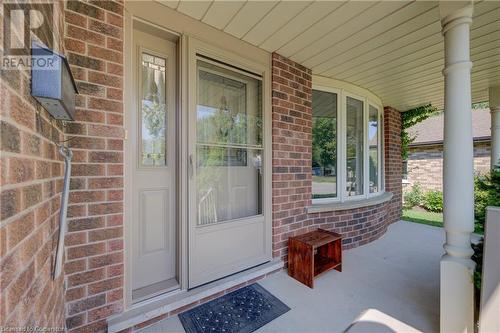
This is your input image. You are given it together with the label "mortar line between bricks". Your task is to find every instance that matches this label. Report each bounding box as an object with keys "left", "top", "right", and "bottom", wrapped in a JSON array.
[
  {"left": 65, "top": 241, "right": 124, "bottom": 254},
  {"left": 86, "top": 68, "right": 123, "bottom": 80},
  {"left": 64, "top": 21, "right": 123, "bottom": 52},
  {"left": 1, "top": 211, "right": 62, "bottom": 295},
  {"left": 1, "top": 150, "right": 66, "bottom": 163},
  {"left": 0, "top": 191, "right": 62, "bottom": 228},
  {"left": 0, "top": 176, "right": 64, "bottom": 192},
  {"left": 67, "top": 121, "right": 126, "bottom": 130},
  {"left": 73, "top": 107, "right": 124, "bottom": 117},
  {"left": 66, "top": 211, "right": 122, "bottom": 219},
  {"left": 0, "top": 117, "right": 65, "bottom": 149},
  {"left": 66, "top": 274, "right": 124, "bottom": 295}
]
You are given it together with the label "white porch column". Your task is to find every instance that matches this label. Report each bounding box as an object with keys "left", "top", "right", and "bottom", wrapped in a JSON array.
[
  {"left": 489, "top": 86, "right": 500, "bottom": 168},
  {"left": 439, "top": 2, "right": 476, "bottom": 333}
]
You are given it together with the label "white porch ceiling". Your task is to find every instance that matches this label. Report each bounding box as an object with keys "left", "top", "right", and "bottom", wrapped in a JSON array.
[{"left": 157, "top": 0, "right": 500, "bottom": 111}]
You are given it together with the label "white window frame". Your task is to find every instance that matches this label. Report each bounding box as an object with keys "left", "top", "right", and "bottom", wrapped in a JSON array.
[
  {"left": 311, "top": 85, "right": 385, "bottom": 206},
  {"left": 311, "top": 85, "right": 341, "bottom": 205},
  {"left": 367, "top": 102, "right": 382, "bottom": 197},
  {"left": 343, "top": 90, "right": 366, "bottom": 201}
]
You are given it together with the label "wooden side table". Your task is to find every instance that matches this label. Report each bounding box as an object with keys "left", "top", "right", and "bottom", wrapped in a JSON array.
[{"left": 288, "top": 229, "right": 342, "bottom": 288}]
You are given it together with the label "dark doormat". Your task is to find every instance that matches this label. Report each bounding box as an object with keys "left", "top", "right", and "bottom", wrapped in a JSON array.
[{"left": 179, "top": 284, "right": 290, "bottom": 333}]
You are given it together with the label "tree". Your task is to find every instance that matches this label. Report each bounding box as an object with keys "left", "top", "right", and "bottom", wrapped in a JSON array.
[{"left": 312, "top": 117, "right": 336, "bottom": 169}]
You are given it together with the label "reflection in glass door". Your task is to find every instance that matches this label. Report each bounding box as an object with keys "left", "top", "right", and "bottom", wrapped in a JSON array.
[
  {"left": 196, "top": 60, "right": 263, "bottom": 225},
  {"left": 188, "top": 54, "right": 268, "bottom": 288}
]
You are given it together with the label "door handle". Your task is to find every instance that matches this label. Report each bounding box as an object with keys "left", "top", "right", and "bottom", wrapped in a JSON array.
[{"left": 189, "top": 154, "right": 194, "bottom": 179}]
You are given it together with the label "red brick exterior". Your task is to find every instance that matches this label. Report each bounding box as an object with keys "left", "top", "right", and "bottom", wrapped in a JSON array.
[
  {"left": 0, "top": 1, "right": 66, "bottom": 330},
  {"left": 271, "top": 53, "right": 403, "bottom": 263},
  {"left": 271, "top": 53, "right": 313, "bottom": 260},
  {"left": 62, "top": 1, "right": 125, "bottom": 332},
  {"left": 384, "top": 107, "right": 403, "bottom": 224}
]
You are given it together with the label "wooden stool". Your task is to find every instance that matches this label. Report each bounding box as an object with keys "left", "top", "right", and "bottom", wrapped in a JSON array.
[{"left": 288, "top": 229, "right": 342, "bottom": 288}]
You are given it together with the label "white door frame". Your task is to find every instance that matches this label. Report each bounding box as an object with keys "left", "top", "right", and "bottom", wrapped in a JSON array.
[{"left": 123, "top": 2, "right": 272, "bottom": 309}]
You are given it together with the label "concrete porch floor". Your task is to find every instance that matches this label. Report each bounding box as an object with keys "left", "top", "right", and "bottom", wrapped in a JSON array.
[{"left": 140, "top": 221, "right": 443, "bottom": 333}]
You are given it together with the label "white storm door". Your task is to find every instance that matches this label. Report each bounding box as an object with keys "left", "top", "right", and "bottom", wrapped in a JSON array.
[
  {"left": 131, "top": 29, "right": 177, "bottom": 297},
  {"left": 188, "top": 58, "right": 269, "bottom": 288}
]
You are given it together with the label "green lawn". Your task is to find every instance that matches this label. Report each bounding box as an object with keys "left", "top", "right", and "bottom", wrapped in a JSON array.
[
  {"left": 402, "top": 208, "right": 443, "bottom": 228},
  {"left": 402, "top": 208, "right": 483, "bottom": 234}
]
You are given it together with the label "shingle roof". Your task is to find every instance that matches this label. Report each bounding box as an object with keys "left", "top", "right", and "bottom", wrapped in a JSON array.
[{"left": 408, "top": 108, "right": 491, "bottom": 146}]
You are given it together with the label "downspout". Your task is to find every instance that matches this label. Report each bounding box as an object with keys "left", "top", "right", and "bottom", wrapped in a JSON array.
[{"left": 53, "top": 145, "right": 73, "bottom": 279}]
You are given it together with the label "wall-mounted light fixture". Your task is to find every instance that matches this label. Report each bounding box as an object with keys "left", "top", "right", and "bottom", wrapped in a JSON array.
[{"left": 31, "top": 42, "right": 78, "bottom": 121}]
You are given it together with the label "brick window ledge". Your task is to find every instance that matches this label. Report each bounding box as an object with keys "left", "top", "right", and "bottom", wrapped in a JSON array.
[{"left": 307, "top": 192, "right": 393, "bottom": 213}]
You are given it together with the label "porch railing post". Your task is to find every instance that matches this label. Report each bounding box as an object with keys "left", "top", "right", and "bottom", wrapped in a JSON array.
[
  {"left": 439, "top": 2, "right": 476, "bottom": 332},
  {"left": 489, "top": 86, "right": 500, "bottom": 168}
]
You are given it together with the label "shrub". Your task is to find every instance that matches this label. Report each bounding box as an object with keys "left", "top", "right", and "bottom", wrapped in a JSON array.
[
  {"left": 474, "top": 162, "right": 500, "bottom": 233},
  {"left": 403, "top": 183, "right": 424, "bottom": 208},
  {"left": 472, "top": 240, "right": 483, "bottom": 291},
  {"left": 422, "top": 190, "right": 443, "bottom": 212},
  {"left": 471, "top": 162, "right": 499, "bottom": 316}
]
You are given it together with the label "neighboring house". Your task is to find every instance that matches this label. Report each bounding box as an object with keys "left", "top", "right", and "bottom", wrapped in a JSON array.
[
  {"left": 405, "top": 109, "right": 491, "bottom": 191},
  {"left": 1, "top": 2, "right": 499, "bottom": 333}
]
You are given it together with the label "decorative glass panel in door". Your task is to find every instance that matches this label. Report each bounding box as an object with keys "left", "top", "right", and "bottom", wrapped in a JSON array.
[
  {"left": 196, "top": 60, "right": 262, "bottom": 225},
  {"left": 141, "top": 53, "right": 167, "bottom": 166}
]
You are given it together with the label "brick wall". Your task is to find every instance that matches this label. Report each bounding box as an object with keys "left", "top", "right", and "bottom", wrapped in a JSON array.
[
  {"left": 384, "top": 107, "right": 403, "bottom": 224},
  {"left": 406, "top": 141, "right": 491, "bottom": 191},
  {"left": 0, "top": 1, "right": 66, "bottom": 330},
  {"left": 271, "top": 54, "right": 403, "bottom": 263},
  {"left": 62, "top": 1, "right": 124, "bottom": 332},
  {"left": 271, "top": 53, "right": 313, "bottom": 260}
]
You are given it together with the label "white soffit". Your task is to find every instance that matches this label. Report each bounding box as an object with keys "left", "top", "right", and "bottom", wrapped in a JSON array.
[{"left": 156, "top": 0, "right": 500, "bottom": 111}]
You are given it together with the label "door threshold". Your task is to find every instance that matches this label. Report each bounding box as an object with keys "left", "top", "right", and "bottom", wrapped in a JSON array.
[
  {"left": 108, "top": 259, "right": 283, "bottom": 333},
  {"left": 132, "top": 278, "right": 180, "bottom": 304}
]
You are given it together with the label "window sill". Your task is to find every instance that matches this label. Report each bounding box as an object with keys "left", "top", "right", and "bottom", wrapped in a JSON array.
[{"left": 307, "top": 192, "right": 393, "bottom": 214}]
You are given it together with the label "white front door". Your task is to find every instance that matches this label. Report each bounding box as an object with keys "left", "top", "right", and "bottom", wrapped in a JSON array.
[
  {"left": 130, "top": 28, "right": 177, "bottom": 300},
  {"left": 188, "top": 57, "right": 269, "bottom": 288}
]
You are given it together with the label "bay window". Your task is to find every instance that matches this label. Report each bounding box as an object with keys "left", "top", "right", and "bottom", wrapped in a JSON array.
[
  {"left": 312, "top": 90, "right": 338, "bottom": 200},
  {"left": 346, "top": 96, "right": 364, "bottom": 197},
  {"left": 312, "top": 86, "right": 384, "bottom": 205},
  {"left": 369, "top": 105, "right": 380, "bottom": 193}
]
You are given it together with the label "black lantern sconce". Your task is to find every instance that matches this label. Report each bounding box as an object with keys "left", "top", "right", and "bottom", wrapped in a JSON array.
[{"left": 31, "top": 42, "right": 78, "bottom": 121}]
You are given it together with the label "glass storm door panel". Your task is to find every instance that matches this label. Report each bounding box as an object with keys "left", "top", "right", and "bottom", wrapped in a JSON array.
[
  {"left": 189, "top": 59, "right": 268, "bottom": 288},
  {"left": 196, "top": 61, "right": 262, "bottom": 224},
  {"left": 130, "top": 28, "right": 177, "bottom": 301}
]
